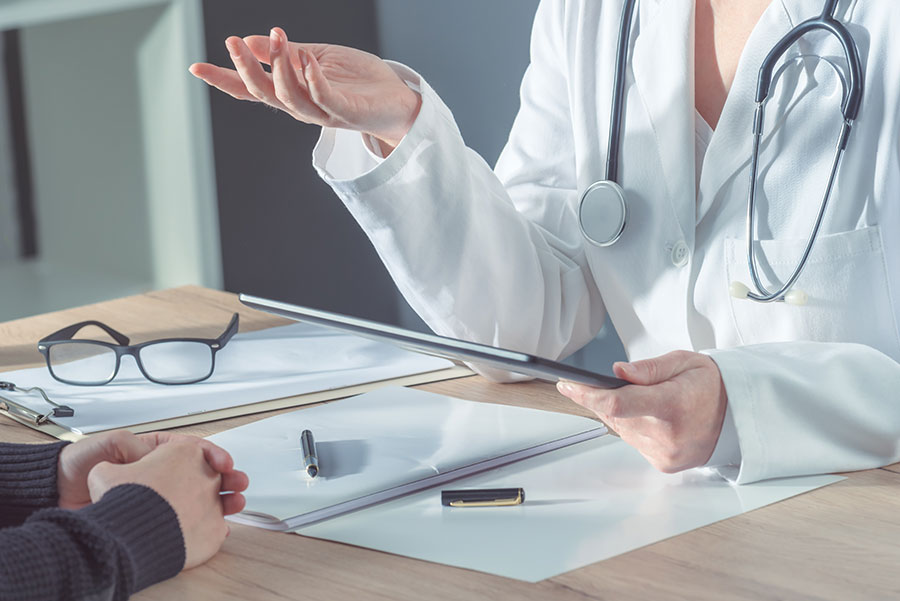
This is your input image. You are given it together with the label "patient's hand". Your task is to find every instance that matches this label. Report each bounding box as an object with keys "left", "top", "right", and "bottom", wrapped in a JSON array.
[
  {"left": 57, "top": 430, "right": 153, "bottom": 510},
  {"left": 88, "top": 438, "right": 248, "bottom": 570}
]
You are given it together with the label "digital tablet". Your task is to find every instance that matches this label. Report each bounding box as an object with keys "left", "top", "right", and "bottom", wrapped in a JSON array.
[{"left": 239, "top": 294, "right": 627, "bottom": 389}]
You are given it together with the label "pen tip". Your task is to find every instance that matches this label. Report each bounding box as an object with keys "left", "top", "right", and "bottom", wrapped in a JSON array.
[{"left": 307, "top": 466, "right": 318, "bottom": 478}]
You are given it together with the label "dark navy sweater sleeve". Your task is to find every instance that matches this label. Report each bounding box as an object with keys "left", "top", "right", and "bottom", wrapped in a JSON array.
[
  {"left": 0, "top": 441, "right": 67, "bottom": 527},
  {"left": 0, "top": 443, "right": 186, "bottom": 600}
]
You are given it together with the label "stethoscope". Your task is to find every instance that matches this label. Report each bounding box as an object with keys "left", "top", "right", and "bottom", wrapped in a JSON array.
[{"left": 578, "top": 0, "right": 863, "bottom": 305}]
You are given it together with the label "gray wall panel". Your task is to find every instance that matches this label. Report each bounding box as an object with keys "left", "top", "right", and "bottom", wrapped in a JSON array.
[
  {"left": 201, "top": 0, "right": 400, "bottom": 322},
  {"left": 375, "top": 0, "right": 539, "bottom": 166}
]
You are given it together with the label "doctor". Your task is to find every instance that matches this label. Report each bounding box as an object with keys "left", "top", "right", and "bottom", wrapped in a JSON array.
[{"left": 191, "top": 0, "right": 900, "bottom": 483}]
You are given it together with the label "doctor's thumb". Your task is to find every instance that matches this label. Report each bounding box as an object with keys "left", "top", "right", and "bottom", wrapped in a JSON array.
[{"left": 613, "top": 351, "right": 688, "bottom": 386}]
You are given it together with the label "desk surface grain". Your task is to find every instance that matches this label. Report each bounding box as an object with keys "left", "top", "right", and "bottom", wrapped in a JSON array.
[{"left": 2, "top": 287, "right": 899, "bottom": 601}]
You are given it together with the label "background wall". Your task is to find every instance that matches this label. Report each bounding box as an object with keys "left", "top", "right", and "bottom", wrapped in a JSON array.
[
  {"left": 0, "top": 0, "right": 220, "bottom": 321},
  {"left": 20, "top": 8, "right": 159, "bottom": 283},
  {"left": 375, "top": 0, "right": 539, "bottom": 169},
  {"left": 0, "top": 31, "right": 17, "bottom": 260}
]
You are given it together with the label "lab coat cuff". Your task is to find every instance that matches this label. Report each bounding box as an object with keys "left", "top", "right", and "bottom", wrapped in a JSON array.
[
  {"left": 312, "top": 62, "right": 455, "bottom": 194},
  {"left": 703, "top": 348, "right": 767, "bottom": 484},
  {"left": 703, "top": 400, "right": 741, "bottom": 469}
]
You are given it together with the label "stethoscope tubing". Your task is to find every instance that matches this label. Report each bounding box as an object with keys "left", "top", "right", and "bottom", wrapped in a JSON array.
[
  {"left": 745, "top": 118, "right": 852, "bottom": 302},
  {"left": 606, "top": 0, "right": 638, "bottom": 183},
  {"left": 579, "top": 0, "right": 864, "bottom": 305},
  {"left": 756, "top": 2, "right": 862, "bottom": 121},
  {"left": 744, "top": 0, "right": 862, "bottom": 302}
]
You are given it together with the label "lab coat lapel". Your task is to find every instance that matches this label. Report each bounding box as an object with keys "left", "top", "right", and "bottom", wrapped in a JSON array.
[
  {"left": 696, "top": 0, "right": 825, "bottom": 224},
  {"left": 630, "top": 0, "right": 695, "bottom": 246}
]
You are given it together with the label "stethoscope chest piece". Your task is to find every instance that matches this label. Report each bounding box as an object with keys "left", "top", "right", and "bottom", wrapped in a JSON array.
[{"left": 578, "top": 180, "right": 627, "bottom": 247}]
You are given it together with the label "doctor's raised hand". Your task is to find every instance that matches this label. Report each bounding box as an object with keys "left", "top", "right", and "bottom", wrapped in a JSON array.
[
  {"left": 557, "top": 351, "right": 728, "bottom": 473},
  {"left": 189, "top": 27, "right": 421, "bottom": 153}
]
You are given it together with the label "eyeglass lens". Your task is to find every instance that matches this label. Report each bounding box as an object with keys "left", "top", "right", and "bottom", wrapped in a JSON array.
[
  {"left": 138, "top": 341, "right": 214, "bottom": 384},
  {"left": 48, "top": 342, "right": 118, "bottom": 385}
]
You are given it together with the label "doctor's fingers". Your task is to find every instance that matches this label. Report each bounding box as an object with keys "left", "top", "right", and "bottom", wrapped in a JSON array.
[
  {"left": 189, "top": 63, "right": 258, "bottom": 102},
  {"left": 613, "top": 350, "right": 705, "bottom": 387},
  {"left": 558, "top": 380, "right": 679, "bottom": 421},
  {"left": 225, "top": 36, "right": 292, "bottom": 112},
  {"left": 269, "top": 28, "right": 330, "bottom": 124},
  {"left": 244, "top": 34, "right": 330, "bottom": 67}
]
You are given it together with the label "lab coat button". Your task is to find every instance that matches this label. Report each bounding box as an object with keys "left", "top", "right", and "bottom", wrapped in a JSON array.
[{"left": 670, "top": 241, "right": 690, "bottom": 267}]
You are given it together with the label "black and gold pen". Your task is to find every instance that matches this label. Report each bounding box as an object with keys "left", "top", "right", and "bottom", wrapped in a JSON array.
[{"left": 441, "top": 488, "right": 525, "bottom": 507}]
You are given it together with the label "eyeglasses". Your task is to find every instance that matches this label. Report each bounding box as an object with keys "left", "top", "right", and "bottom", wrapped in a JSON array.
[{"left": 38, "top": 314, "right": 239, "bottom": 386}]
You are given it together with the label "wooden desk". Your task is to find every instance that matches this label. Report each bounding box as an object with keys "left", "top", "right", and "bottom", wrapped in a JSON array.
[{"left": 2, "top": 287, "right": 899, "bottom": 600}]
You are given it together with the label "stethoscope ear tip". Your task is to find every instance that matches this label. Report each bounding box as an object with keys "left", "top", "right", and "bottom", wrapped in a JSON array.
[
  {"left": 729, "top": 281, "right": 808, "bottom": 305},
  {"left": 784, "top": 289, "right": 809, "bottom": 306},
  {"left": 729, "top": 281, "right": 751, "bottom": 300}
]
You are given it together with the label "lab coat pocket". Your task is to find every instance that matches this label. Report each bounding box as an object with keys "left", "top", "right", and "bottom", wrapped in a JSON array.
[{"left": 723, "top": 226, "right": 900, "bottom": 358}]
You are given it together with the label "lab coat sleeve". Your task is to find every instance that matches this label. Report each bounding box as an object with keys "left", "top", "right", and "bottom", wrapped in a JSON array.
[
  {"left": 706, "top": 342, "right": 900, "bottom": 484},
  {"left": 312, "top": 0, "right": 606, "bottom": 378}
]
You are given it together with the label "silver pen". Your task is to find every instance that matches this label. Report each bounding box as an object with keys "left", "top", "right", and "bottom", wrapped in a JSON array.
[{"left": 301, "top": 429, "right": 319, "bottom": 478}]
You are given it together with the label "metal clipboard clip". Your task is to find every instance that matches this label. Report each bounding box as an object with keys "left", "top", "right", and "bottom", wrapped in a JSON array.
[{"left": 0, "top": 381, "right": 75, "bottom": 425}]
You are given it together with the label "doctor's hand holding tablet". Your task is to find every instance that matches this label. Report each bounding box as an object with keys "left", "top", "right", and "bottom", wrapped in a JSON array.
[{"left": 191, "top": 0, "right": 900, "bottom": 483}]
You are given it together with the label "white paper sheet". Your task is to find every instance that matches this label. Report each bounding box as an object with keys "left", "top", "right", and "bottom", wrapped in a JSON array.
[
  {"left": 0, "top": 324, "right": 452, "bottom": 433},
  {"left": 296, "top": 436, "right": 843, "bottom": 582},
  {"left": 209, "top": 386, "right": 605, "bottom": 528}
]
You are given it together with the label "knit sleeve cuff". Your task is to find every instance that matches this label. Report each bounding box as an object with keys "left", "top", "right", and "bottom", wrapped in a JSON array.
[
  {"left": 0, "top": 441, "right": 69, "bottom": 519},
  {"left": 78, "top": 484, "right": 186, "bottom": 593}
]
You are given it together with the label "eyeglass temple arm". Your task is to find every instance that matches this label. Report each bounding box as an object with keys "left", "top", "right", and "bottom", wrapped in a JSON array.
[
  {"left": 40, "top": 320, "right": 131, "bottom": 345},
  {"left": 214, "top": 313, "right": 240, "bottom": 347}
]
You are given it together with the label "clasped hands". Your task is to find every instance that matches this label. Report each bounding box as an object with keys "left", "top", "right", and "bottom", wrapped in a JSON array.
[
  {"left": 58, "top": 431, "right": 249, "bottom": 569},
  {"left": 557, "top": 351, "right": 728, "bottom": 473}
]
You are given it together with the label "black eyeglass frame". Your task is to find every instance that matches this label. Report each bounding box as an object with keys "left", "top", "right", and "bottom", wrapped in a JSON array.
[{"left": 37, "top": 313, "right": 240, "bottom": 386}]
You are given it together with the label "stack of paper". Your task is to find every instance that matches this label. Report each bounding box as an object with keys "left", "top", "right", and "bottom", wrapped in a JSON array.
[
  {"left": 208, "top": 386, "right": 606, "bottom": 529},
  {"left": 211, "top": 386, "right": 843, "bottom": 581},
  {"left": 0, "top": 323, "right": 456, "bottom": 436}
]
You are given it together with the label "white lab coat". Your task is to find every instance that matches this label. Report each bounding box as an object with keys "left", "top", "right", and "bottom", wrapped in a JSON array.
[{"left": 312, "top": 0, "right": 900, "bottom": 484}]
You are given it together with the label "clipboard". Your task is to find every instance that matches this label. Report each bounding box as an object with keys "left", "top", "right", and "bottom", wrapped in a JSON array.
[
  {"left": 0, "top": 321, "right": 471, "bottom": 442},
  {"left": 0, "top": 365, "right": 470, "bottom": 442}
]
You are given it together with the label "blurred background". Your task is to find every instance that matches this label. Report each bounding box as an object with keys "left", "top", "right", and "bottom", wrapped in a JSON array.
[{"left": 0, "top": 0, "right": 623, "bottom": 368}]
